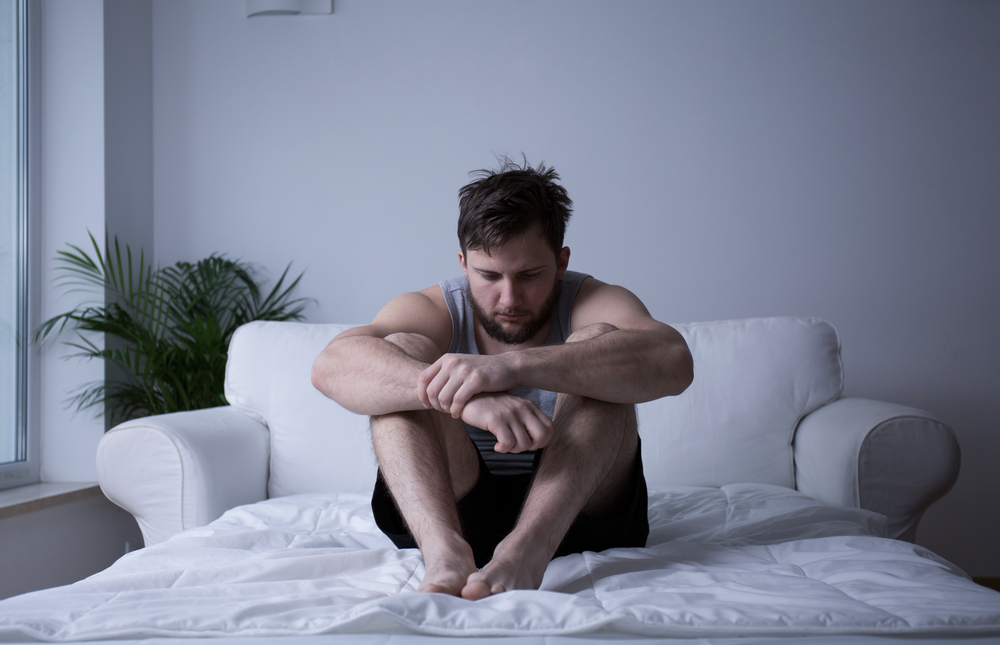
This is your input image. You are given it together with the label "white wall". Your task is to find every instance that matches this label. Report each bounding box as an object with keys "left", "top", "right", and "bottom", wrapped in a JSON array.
[
  {"left": 39, "top": 0, "right": 105, "bottom": 481},
  {"left": 141, "top": 0, "right": 997, "bottom": 576},
  {"left": 39, "top": 0, "right": 155, "bottom": 475},
  {"left": 27, "top": 3, "right": 148, "bottom": 594}
]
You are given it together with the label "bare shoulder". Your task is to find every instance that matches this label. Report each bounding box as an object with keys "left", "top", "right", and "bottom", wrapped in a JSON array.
[
  {"left": 335, "top": 285, "right": 452, "bottom": 353},
  {"left": 571, "top": 277, "right": 661, "bottom": 331}
]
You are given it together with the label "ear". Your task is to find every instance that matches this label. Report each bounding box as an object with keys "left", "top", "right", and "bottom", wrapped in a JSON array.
[
  {"left": 458, "top": 250, "right": 468, "bottom": 277},
  {"left": 556, "top": 247, "right": 570, "bottom": 280}
]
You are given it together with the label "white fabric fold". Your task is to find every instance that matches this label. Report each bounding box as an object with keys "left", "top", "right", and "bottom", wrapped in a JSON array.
[{"left": 1, "top": 485, "right": 998, "bottom": 641}]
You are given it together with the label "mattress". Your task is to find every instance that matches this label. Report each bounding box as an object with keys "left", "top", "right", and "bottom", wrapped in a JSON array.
[{"left": 1, "top": 484, "right": 998, "bottom": 641}]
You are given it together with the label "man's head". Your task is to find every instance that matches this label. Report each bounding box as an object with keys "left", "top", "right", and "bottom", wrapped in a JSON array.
[
  {"left": 457, "top": 157, "right": 573, "bottom": 258},
  {"left": 457, "top": 157, "right": 573, "bottom": 346},
  {"left": 461, "top": 227, "right": 566, "bottom": 346}
]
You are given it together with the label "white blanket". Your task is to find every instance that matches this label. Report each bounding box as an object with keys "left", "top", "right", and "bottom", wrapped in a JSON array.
[{"left": 2, "top": 484, "right": 999, "bottom": 641}]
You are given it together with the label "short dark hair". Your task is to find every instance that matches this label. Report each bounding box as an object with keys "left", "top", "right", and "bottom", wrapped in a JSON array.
[{"left": 457, "top": 156, "right": 573, "bottom": 257}]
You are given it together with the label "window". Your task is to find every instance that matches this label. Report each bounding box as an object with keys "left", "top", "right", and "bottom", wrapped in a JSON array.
[{"left": 0, "top": 0, "right": 35, "bottom": 491}]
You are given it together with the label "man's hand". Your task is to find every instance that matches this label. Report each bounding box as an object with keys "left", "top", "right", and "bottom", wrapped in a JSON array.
[
  {"left": 459, "top": 393, "right": 553, "bottom": 454},
  {"left": 418, "top": 353, "right": 519, "bottom": 418},
  {"left": 419, "top": 354, "right": 551, "bottom": 453}
]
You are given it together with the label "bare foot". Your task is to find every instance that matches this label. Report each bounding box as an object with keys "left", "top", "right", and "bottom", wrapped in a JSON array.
[
  {"left": 417, "top": 534, "right": 478, "bottom": 596},
  {"left": 460, "top": 536, "right": 552, "bottom": 600}
]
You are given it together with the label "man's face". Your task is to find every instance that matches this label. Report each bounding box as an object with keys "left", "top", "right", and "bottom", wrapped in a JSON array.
[{"left": 460, "top": 226, "right": 569, "bottom": 347}]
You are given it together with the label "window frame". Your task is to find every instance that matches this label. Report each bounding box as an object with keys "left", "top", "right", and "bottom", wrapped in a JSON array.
[{"left": 0, "top": 0, "right": 40, "bottom": 492}]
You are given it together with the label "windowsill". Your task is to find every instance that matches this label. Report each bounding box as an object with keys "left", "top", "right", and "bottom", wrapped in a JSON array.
[{"left": 0, "top": 482, "right": 101, "bottom": 520}]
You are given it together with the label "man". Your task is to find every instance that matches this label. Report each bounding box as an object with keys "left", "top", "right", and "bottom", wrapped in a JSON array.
[{"left": 311, "top": 158, "right": 693, "bottom": 600}]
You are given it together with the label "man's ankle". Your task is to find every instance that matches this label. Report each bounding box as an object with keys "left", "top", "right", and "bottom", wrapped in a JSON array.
[
  {"left": 419, "top": 529, "right": 473, "bottom": 560},
  {"left": 495, "top": 529, "right": 557, "bottom": 567}
]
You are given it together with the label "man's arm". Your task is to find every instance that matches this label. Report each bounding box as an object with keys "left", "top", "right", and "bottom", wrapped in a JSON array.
[
  {"left": 520, "top": 280, "right": 693, "bottom": 401},
  {"left": 419, "top": 279, "right": 694, "bottom": 417},
  {"left": 311, "top": 288, "right": 452, "bottom": 416},
  {"left": 311, "top": 287, "right": 554, "bottom": 453}
]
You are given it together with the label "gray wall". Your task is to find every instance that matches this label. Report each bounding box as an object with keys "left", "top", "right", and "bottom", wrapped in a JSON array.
[
  {"left": 103, "top": 0, "right": 154, "bottom": 429},
  {"left": 0, "top": 493, "right": 142, "bottom": 600},
  {"left": 143, "top": 0, "right": 995, "bottom": 575}
]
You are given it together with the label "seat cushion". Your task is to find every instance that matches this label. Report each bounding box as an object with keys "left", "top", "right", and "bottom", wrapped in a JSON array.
[
  {"left": 225, "top": 317, "right": 843, "bottom": 497},
  {"left": 638, "top": 317, "right": 843, "bottom": 489},
  {"left": 225, "top": 321, "right": 375, "bottom": 497}
]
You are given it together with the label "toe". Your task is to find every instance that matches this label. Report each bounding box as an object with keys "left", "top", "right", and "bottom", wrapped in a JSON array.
[
  {"left": 418, "top": 571, "right": 468, "bottom": 596},
  {"left": 419, "top": 582, "right": 461, "bottom": 595},
  {"left": 461, "top": 579, "right": 493, "bottom": 601}
]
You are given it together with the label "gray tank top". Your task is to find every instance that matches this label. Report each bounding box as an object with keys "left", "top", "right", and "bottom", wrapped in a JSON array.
[{"left": 438, "top": 270, "right": 591, "bottom": 475}]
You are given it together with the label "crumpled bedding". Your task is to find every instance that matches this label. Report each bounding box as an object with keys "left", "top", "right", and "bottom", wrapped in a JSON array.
[{"left": 1, "top": 483, "right": 999, "bottom": 641}]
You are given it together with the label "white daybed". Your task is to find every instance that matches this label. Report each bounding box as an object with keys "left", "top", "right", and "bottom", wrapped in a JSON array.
[{"left": 1, "top": 317, "right": 998, "bottom": 645}]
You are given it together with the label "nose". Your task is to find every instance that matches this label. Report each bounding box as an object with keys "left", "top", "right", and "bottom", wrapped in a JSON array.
[{"left": 498, "top": 279, "right": 522, "bottom": 309}]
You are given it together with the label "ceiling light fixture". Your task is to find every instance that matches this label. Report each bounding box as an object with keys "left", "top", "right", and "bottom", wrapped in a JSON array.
[{"left": 246, "top": 0, "right": 332, "bottom": 18}]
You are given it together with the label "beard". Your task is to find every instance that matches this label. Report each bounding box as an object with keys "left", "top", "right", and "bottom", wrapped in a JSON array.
[{"left": 467, "top": 279, "right": 562, "bottom": 346}]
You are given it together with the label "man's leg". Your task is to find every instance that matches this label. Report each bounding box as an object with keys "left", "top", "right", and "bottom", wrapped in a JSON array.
[
  {"left": 370, "top": 333, "right": 482, "bottom": 595},
  {"left": 462, "top": 323, "right": 641, "bottom": 599}
]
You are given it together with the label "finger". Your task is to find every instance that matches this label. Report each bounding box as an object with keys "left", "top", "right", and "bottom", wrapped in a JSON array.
[
  {"left": 537, "top": 407, "right": 555, "bottom": 433},
  {"left": 425, "top": 367, "right": 458, "bottom": 413},
  {"left": 449, "top": 379, "right": 485, "bottom": 419},
  {"left": 507, "top": 420, "right": 532, "bottom": 454},
  {"left": 428, "top": 356, "right": 468, "bottom": 413},
  {"left": 525, "top": 408, "right": 554, "bottom": 450},
  {"left": 423, "top": 376, "right": 441, "bottom": 411},
  {"left": 492, "top": 426, "right": 515, "bottom": 454},
  {"left": 417, "top": 362, "right": 441, "bottom": 409},
  {"left": 431, "top": 373, "right": 463, "bottom": 415}
]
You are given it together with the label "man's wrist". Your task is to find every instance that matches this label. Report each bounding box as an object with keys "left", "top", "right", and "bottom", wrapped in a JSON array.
[{"left": 500, "top": 347, "right": 531, "bottom": 389}]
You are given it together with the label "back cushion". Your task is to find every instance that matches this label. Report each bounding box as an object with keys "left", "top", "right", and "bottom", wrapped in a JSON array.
[
  {"left": 225, "top": 321, "right": 375, "bottom": 497},
  {"left": 638, "top": 317, "right": 842, "bottom": 489},
  {"left": 225, "top": 317, "right": 843, "bottom": 497}
]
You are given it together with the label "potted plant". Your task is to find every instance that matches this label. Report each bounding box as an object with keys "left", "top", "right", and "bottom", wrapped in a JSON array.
[{"left": 35, "top": 233, "right": 313, "bottom": 424}]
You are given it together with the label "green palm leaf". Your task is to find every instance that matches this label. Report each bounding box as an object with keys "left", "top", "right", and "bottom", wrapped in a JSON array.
[{"left": 36, "top": 232, "right": 313, "bottom": 423}]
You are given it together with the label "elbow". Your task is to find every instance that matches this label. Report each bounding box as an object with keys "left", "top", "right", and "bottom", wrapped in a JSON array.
[
  {"left": 311, "top": 348, "right": 342, "bottom": 400},
  {"left": 660, "top": 342, "right": 694, "bottom": 398},
  {"left": 310, "top": 354, "right": 329, "bottom": 394},
  {"left": 633, "top": 333, "right": 693, "bottom": 403},
  {"left": 310, "top": 358, "right": 325, "bottom": 393},
  {"left": 311, "top": 342, "right": 373, "bottom": 416},
  {"left": 675, "top": 346, "right": 694, "bottom": 395}
]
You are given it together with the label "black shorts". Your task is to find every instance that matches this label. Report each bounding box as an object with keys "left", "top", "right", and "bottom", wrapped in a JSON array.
[{"left": 371, "top": 438, "right": 649, "bottom": 568}]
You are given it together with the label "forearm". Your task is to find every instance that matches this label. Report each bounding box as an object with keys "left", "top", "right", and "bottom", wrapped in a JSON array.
[
  {"left": 509, "top": 326, "right": 693, "bottom": 404},
  {"left": 311, "top": 335, "right": 430, "bottom": 416}
]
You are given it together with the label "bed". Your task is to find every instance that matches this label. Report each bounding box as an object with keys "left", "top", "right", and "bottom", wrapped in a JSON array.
[{"left": 1, "top": 318, "right": 998, "bottom": 643}]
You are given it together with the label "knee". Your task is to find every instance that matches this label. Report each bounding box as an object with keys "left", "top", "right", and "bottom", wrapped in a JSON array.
[
  {"left": 566, "top": 322, "right": 619, "bottom": 343},
  {"left": 551, "top": 394, "right": 637, "bottom": 447},
  {"left": 555, "top": 389, "right": 636, "bottom": 426},
  {"left": 369, "top": 407, "right": 437, "bottom": 439},
  {"left": 369, "top": 406, "right": 468, "bottom": 456},
  {"left": 369, "top": 402, "right": 461, "bottom": 434},
  {"left": 384, "top": 332, "right": 442, "bottom": 363}
]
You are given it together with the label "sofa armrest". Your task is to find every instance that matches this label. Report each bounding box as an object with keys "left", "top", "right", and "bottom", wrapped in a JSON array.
[
  {"left": 96, "top": 406, "right": 270, "bottom": 547},
  {"left": 793, "top": 397, "right": 959, "bottom": 541}
]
